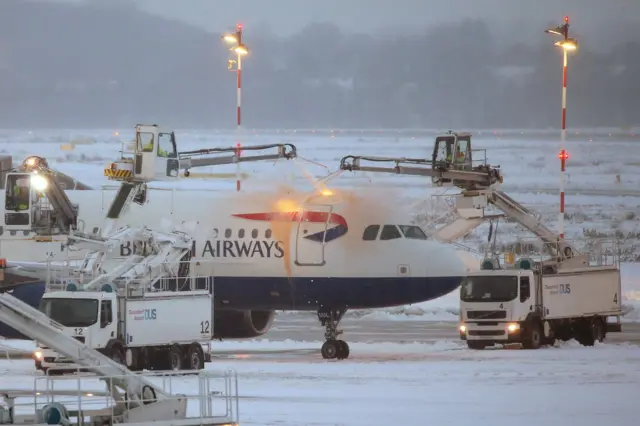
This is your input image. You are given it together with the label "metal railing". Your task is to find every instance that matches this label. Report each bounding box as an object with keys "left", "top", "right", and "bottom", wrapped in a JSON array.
[
  {"left": 3, "top": 369, "right": 239, "bottom": 425},
  {"left": 43, "top": 258, "right": 216, "bottom": 295},
  {"left": 499, "top": 237, "right": 621, "bottom": 268}
]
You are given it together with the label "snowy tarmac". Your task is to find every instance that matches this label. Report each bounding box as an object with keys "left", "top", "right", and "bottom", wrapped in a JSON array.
[
  {"left": 1, "top": 130, "right": 640, "bottom": 424},
  {"left": 265, "top": 314, "right": 640, "bottom": 345},
  {"left": 2, "top": 319, "right": 640, "bottom": 425}
]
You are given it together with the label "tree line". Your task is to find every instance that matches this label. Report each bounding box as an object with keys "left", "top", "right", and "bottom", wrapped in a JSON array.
[{"left": 0, "top": 0, "right": 638, "bottom": 129}]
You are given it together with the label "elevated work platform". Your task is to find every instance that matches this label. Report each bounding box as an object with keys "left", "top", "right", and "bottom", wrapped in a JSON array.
[
  {"left": 3, "top": 156, "right": 81, "bottom": 236},
  {"left": 0, "top": 155, "right": 92, "bottom": 191},
  {"left": 339, "top": 130, "right": 580, "bottom": 264}
]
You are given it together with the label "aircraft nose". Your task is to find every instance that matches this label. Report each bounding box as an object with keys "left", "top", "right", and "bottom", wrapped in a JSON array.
[
  {"left": 425, "top": 242, "right": 467, "bottom": 278},
  {"left": 421, "top": 241, "right": 468, "bottom": 297}
]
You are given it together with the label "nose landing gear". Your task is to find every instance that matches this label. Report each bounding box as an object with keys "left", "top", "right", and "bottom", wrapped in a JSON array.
[{"left": 318, "top": 307, "right": 350, "bottom": 360}]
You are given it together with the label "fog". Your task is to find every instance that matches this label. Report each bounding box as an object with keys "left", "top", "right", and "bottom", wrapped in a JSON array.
[{"left": 1, "top": 0, "right": 639, "bottom": 128}]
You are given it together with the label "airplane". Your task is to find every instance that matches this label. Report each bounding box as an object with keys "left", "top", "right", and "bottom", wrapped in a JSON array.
[{"left": 0, "top": 184, "right": 466, "bottom": 360}]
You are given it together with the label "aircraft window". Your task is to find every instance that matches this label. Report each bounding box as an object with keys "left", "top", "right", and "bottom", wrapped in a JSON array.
[
  {"left": 224, "top": 228, "right": 232, "bottom": 238},
  {"left": 380, "top": 225, "right": 402, "bottom": 240},
  {"left": 265, "top": 229, "right": 272, "bottom": 239},
  {"left": 137, "top": 132, "right": 154, "bottom": 152},
  {"left": 211, "top": 228, "right": 219, "bottom": 238},
  {"left": 398, "top": 225, "right": 427, "bottom": 240},
  {"left": 362, "top": 225, "right": 380, "bottom": 241},
  {"left": 238, "top": 229, "right": 245, "bottom": 238},
  {"left": 251, "top": 229, "right": 258, "bottom": 239}
]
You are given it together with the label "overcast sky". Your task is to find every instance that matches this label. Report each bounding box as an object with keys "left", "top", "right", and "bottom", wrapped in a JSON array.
[{"left": 46, "top": 0, "right": 640, "bottom": 37}]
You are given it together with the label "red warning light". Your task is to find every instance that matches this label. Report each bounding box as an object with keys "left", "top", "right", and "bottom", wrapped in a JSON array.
[
  {"left": 564, "top": 16, "right": 569, "bottom": 23},
  {"left": 558, "top": 150, "right": 569, "bottom": 160},
  {"left": 237, "top": 23, "right": 243, "bottom": 30}
]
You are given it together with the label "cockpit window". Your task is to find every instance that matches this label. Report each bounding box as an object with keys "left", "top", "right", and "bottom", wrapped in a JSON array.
[
  {"left": 399, "top": 225, "right": 427, "bottom": 240},
  {"left": 380, "top": 225, "right": 402, "bottom": 240},
  {"left": 362, "top": 225, "right": 380, "bottom": 241}
]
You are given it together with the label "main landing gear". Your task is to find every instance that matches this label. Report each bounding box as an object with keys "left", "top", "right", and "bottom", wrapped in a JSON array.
[{"left": 318, "top": 307, "right": 350, "bottom": 360}]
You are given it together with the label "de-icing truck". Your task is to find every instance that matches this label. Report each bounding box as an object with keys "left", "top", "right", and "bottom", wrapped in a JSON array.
[{"left": 458, "top": 241, "right": 622, "bottom": 349}]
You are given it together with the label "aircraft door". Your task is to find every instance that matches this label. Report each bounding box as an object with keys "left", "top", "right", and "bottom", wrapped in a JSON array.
[
  {"left": 4, "top": 172, "right": 33, "bottom": 231},
  {"left": 295, "top": 204, "right": 333, "bottom": 266}
]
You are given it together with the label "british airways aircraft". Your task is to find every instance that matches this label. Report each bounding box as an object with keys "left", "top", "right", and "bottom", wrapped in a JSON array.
[{"left": 0, "top": 185, "right": 466, "bottom": 359}]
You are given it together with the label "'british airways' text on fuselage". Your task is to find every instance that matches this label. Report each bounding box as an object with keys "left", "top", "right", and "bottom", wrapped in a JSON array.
[{"left": 119, "top": 239, "right": 285, "bottom": 258}]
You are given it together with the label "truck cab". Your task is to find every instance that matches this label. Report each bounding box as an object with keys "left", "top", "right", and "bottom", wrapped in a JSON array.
[
  {"left": 34, "top": 290, "right": 116, "bottom": 370},
  {"left": 105, "top": 124, "right": 180, "bottom": 183},
  {"left": 3, "top": 157, "right": 79, "bottom": 236},
  {"left": 458, "top": 264, "right": 534, "bottom": 349},
  {"left": 430, "top": 131, "right": 488, "bottom": 186}
]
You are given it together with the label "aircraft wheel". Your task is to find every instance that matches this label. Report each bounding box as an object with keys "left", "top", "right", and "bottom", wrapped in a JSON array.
[
  {"left": 337, "top": 340, "right": 350, "bottom": 360},
  {"left": 321, "top": 340, "right": 340, "bottom": 359}
]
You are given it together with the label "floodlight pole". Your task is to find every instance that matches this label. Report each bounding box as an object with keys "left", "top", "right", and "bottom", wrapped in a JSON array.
[
  {"left": 545, "top": 16, "right": 577, "bottom": 239},
  {"left": 222, "top": 24, "right": 248, "bottom": 191}
]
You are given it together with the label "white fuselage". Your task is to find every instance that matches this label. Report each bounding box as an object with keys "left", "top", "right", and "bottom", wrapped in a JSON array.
[{"left": 0, "top": 186, "right": 466, "bottom": 311}]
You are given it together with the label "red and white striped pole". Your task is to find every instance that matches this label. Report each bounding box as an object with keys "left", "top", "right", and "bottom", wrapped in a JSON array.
[
  {"left": 558, "top": 45, "right": 568, "bottom": 239},
  {"left": 546, "top": 15, "right": 576, "bottom": 240},
  {"left": 235, "top": 24, "right": 243, "bottom": 192}
]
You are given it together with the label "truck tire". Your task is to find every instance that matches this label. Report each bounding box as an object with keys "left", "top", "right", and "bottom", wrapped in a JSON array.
[
  {"left": 466, "top": 341, "right": 486, "bottom": 350},
  {"left": 592, "top": 318, "right": 606, "bottom": 343},
  {"left": 522, "top": 322, "right": 542, "bottom": 350},
  {"left": 579, "top": 318, "right": 604, "bottom": 347},
  {"left": 168, "top": 344, "right": 185, "bottom": 371},
  {"left": 106, "top": 340, "right": 126, "bottom": 365},
  {"left": 186, "top": 343, "right": 205, "bottom": 370},
  {"left": 125, "top": 348, "right": 140, "bottom": 371}
]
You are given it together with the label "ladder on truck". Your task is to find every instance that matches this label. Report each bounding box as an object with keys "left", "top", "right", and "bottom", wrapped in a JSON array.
[
  {"left": 0, "top": 293, "right": 239, "bottom": 425},
  {"left": 338, "top": 131, "right": 580, "bottom": 263},
  {"left": 452, "top": 189, "right": 580, "bottom": 262},
  {"left": 3, "top": 156, "right": 80, "bottom": 236}
]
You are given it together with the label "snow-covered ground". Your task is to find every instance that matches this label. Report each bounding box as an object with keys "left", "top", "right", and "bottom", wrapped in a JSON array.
[
  {"left": 1, "top": 129, "right": 640, "bottom": 321},
  {"left": 1, "top": 339, "right": 639, "bottom": 425}
]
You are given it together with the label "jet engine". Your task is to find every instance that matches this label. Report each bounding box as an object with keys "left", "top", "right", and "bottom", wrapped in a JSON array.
[{"left": 213, "top": 309, "right": 275, "bottom": 338}]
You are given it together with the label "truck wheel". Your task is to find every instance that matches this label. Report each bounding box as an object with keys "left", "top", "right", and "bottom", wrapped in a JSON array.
[
  {"left": 522, "top": 322, "right": 542, "bottom": 349},
  {"left": 107, "top": 341, "right": 126, "bottom": 365},
  {"left": 466, "top": 341, "right": 486, "bottom": 350},
  {"left": 186, "top": 343, "right": 205, "bottom": 370},
  {"left": 169, "top": 345, "right": 185, "bottom": 371},
  {"left": 125, "top": 348, "right": 140, "bottom": 371},
  {"left": 592, "top": 318, "right": 605, "bottom": 343},
  {"left": 577, "top": 320, "right": 596, "bottom": 346}
]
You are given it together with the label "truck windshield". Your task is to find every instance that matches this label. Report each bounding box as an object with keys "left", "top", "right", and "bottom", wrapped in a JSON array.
[
  {"left": 38, "top": 298, "right": 98, "bottom": 328},
  {"left": 460, "top": 275, "right": 518, "bottom": 302}
]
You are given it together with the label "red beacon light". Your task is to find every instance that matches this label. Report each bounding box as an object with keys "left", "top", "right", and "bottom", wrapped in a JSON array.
[
  {"left": 564, "top": 16, "right": 569, "bottom": 23},
  {"left": 558, "top": 150, "right": 569, "bottom": 160}
]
